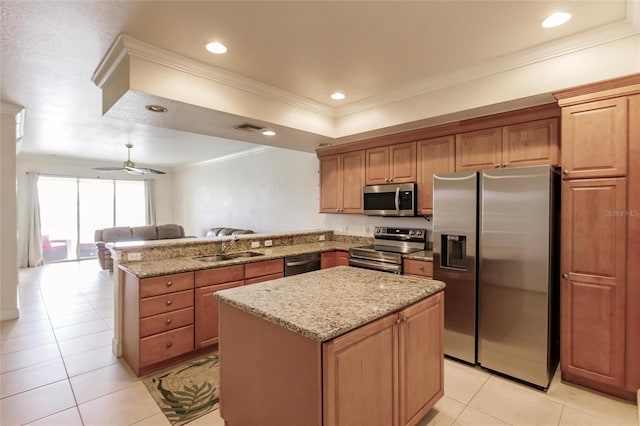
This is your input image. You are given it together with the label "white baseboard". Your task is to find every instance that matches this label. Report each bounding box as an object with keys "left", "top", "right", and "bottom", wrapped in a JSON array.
[
  {"left": 112, "top": 336, "right": 122, "bottom": 357},
  {"left": 0, "top": 308, "right": 19, "bottom": 321}
]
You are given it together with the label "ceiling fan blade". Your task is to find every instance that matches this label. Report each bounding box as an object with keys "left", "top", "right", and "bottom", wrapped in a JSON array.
[
  {"left": 139, "top": 167, "right": 166, "bottom": 175},
  {"left": 93, "top": 166, "right": 124, "bottom": 172},
  {"left": 123, "top": 166, "right": 148, "bottom": 175}
]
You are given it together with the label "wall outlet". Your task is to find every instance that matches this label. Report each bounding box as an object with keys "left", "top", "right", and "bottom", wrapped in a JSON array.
[
  {"left": 251, "top": 241, "right": 260, "bottom": 248},
  {"left": 128, "top": 252, "right": 142, "bottom": 261},
  {"left": 319, "top": 235, "right": 326, "bottom": 241},
  {"left": 264, "top": 240, "right": 273, "bottom": 247}
]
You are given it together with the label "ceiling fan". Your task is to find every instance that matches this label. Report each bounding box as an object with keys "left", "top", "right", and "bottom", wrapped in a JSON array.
[{"left": 93, "top": 143, "right": 166, "bottom": 175}]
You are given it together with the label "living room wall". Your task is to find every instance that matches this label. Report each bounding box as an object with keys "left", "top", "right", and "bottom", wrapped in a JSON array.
[
  {"left": 172, "top": 146, "right": 434, "bottom": 238},
  {"left": 15, "top": 155, "right": 174, "bottom": 267}
]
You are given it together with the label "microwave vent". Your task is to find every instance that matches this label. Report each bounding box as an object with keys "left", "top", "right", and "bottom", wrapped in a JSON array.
[{"left": 234, "top": 123, "right": 265, "bottom": 133}]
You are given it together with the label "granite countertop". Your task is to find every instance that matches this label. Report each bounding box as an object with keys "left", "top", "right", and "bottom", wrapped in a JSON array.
[
  {"left": 119, "top": 241, "right": 365, "bottom": 278},
  {"left": 215, "top": 266, "right": 445, "bottom": 342}
]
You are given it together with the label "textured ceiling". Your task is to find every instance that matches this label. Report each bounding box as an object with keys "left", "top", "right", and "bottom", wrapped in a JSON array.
[{"left": 0, "top": 0, "right": 631, "bottom": 169}]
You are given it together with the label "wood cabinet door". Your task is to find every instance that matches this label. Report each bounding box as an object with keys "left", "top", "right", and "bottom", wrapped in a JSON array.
[
  {"left": 389, "top": 142, "right": 417, "bottom": 183},
  {"left": 561, "top": 98, "right": 628, "bottom": 179},
  {"left": 502, "top": 118, "right": 559, "bottom": 168},
  {"left": 323, "top": 314, "right": 399, "bottom": 426},
  {"left": 321, "top": 251, "right": 336, "bottom": 269},
  {"left": 398, "top": 292, "right": 444, "bottom": 426},
  {"left": 561, "top": 178, "right": 627, "bottom": 387},
  {"left": 416, "top": 136, "right": 455, "bottom": 214},
  {"left": 455, "top": 127, "right": 502, "bottom": 171},
  {"left": 335, "top": 251, "right": 350, "bottom": 266},
  {"left": 403, "top": 259, "right": 433, "bottom": 278},
  {"left": 320, "top": 155, "right": 342, "bottom": 213},
  {"left": 341, "top": 150, "right": 366, "bottom": 213},
  {"left": 366, "top": 146, "right": 390, "bottom": 185},
  {"left": 195, "top": 281, "right": 243, "bottom": 348}
]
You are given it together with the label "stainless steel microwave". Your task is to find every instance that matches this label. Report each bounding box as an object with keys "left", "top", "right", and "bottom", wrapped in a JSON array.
[{"left": 363, "top": 183, "right": 417, "bottom": 216}]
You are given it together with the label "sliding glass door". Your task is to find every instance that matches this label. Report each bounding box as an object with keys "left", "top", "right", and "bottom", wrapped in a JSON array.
[{"left": 38, "top": 176, "right": 147, "bottom": 262}]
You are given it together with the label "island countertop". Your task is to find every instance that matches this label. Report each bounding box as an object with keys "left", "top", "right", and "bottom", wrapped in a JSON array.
[{"left": 215, "top": 266, "right": 445, "bottom": 342}]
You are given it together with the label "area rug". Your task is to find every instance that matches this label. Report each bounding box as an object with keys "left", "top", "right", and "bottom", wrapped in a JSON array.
[{"left": 142, "top": 353, "right": 220, "bottom": 425}]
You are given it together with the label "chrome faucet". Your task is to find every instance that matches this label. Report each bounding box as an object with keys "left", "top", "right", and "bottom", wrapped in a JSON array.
[{"left": 221, "top": 235, "right": 239, "bottom": 254}]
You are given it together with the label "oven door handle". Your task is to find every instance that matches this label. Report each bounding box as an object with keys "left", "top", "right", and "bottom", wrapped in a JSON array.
[
  {"left": 349, "top": 258, "right": 402, "bottom": 273},
  {"left": 395, "top": 187, "right": 400, "bottom": 213}
]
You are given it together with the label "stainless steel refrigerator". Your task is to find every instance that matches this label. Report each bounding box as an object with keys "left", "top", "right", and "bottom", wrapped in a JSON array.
[{"left": 433, "top": 165, "right": 560, "bottom": 389}]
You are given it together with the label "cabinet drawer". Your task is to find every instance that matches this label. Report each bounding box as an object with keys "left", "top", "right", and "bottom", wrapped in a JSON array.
[
  {"left": 244, "top": 272, "right": 284, "bottom": 285},
  {"left": 336, "top": 251, "right": 350, "bottom": 266},
  {"left": 140, "top": 307, "right": 194, "bottom": 338},
  {"left": 140, "top": 289, "right": 193, "bottom": 318},
  {"left": 195, "top": 265, "right": 244, "bottom": 288},
  {"left": 140, "top": 272, "right": 194, "bottom": 298},
  {"left": 140, "top": 325, "right": 194, "bottom": 367},
  {"left": 403, "top": 259, "right": 433, "bottom": 277},
  {"left": 245, "top": 259, "right": 284, "bottom": 279}
]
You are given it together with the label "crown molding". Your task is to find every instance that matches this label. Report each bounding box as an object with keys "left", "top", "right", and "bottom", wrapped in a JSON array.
[
  {"left": 91, "top": 34, "right": 335, "bottom": 118},
  {"left": 335, "top": 18, "right": 640, "bottom": 118}
]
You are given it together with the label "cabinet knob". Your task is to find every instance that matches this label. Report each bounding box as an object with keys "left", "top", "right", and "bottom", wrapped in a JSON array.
[
  {"left": 562, "top": 273, "right": 568, "bottom": 279},
  {"left": 166, "top": 300, "right": 173, "bottom": 306},
  {"left": 336, "top": 208, "right": 340, "bottom": 212},
  {"left": 388, "top": 178, "right": 393, "bottom": 182},
  {"left": 502, "top": 163, "right": 507, "bottom": 168},
  {"left": 402, "top": 317, "right": 409, "bottom": 323},
  {"left": 166, "top": 341, "right": 173, "bottom": 348},
  {"left": 166, "top": 281, "right": 173, "bottom": 287},
  {"left": 563, "top": 170, "right": 569, "bottom": 176},
  {"left": 166, "top": 319, "right": 172, "bottom": 325},
  {"left": 395, "top": 318, "right": 402, "bottom": 325},
  {"left": 495, "top": 164, "right": 500, "bottom": 168},
  {"left": 418, "top": 266, "right": 424, "bottom": 270}
]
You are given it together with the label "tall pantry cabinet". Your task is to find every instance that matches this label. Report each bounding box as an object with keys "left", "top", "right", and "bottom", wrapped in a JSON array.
[{"left": 554, "top": 74, "right": 640, "bottom": 400}]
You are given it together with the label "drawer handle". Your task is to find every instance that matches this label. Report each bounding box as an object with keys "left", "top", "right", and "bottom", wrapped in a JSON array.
[
  {"left": 418, "top": 266, "right": 424, "bottom": 270},
  {"left": 166, "top": 341, "right": 173, "bottom": 348},
  {"left": 166, "top": 281, "right": 173, "bottom": 287},
  {"left": 166, "top": 300, "right": 173, "bottom": 306},
  {"left": 166, "top": 319, "right": 172, "bottom": 325}
]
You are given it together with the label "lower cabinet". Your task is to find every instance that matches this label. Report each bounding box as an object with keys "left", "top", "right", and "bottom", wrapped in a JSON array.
[
  {"left": 561, "top": 178, "right": 627, "bottom": 390},
  {"left": 323, "top": 292, "right": 444, "bottom": 426},
  {"left": 321, "top": 250, "right": 350, "bottom": 269},
  {"left": 122, "top": 271, "right": 195, "bottom": 376},
  {"left": 244, "top": 259, "right": 284, "bottom": 285},
  {"left": 219, "top": 291, "right": 444, "bottom": 426},
  {"left": 194, "top": 265, "right": 244, "bottom": 349},
  {"left": 403, "top": 259, "right": 433, "bottom": 278}
]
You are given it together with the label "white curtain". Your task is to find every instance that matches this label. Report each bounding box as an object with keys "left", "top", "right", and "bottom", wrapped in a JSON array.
[
  {"left": 145, "top": 179, "right": 157, "bottom": 225},
  {"left": 26, "top": 172, "right": 44, "bottom": 267}
]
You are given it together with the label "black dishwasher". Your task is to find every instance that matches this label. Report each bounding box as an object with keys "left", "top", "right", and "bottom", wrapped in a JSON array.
[{"left": 284, "top": 252, "right": 321, "bottom": 276}]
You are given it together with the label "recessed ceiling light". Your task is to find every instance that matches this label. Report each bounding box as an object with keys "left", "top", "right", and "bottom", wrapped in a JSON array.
[
  {"left": 541, "top": 12, "right": 571, "bottom": 28},
  {"left": 145, "top": 104, "right": 168, "bottom": 113},
  {"left": 330, "top": 92, "right": 346, "bottom": 100},
  {"left": 262, "top": 130, "right": 276, "bottom": 136},
  {"left": 206, "top": 41, "right": 228, "bottom": 54}
]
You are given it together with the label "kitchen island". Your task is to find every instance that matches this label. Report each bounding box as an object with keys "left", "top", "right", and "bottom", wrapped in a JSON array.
[{"left": 216, "top": 266, "right": 445, "bottom": 426}]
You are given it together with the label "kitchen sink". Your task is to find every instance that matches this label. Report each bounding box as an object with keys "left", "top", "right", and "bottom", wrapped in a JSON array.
[{"left": 195, "top": 252, "right": 264, "bottom": 262}]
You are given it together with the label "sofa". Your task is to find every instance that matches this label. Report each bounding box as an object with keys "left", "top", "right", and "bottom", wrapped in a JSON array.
[
  {"left": 94, "top": 224, "right": 187, "bottom": 270},
  {"left": 206, "top": 227, "right": 255, "bottom": 237}
]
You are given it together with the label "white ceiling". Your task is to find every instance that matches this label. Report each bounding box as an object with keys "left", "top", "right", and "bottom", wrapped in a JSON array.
[{"left": 0, "top": 0, "right": 634, "bottom": 170}]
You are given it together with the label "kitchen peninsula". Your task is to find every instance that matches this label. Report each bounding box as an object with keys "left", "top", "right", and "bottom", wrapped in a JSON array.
[{"left": 216, "top": 266, "right": 445, "bottom": 426}]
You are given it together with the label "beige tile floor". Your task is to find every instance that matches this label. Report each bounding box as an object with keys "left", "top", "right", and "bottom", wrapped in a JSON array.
[{"left": 1, "top": 260, "right": 638, "bottom": 426}]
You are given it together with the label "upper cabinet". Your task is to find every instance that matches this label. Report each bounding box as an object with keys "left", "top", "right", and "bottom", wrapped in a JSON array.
[
  {"left": 561, "top": 98, "right": 628, "bottom": 179},
  {"left": 456, "top": 118, "right": 559, "bottom": 172},
  {"left": 416, "top": 136, "right": 455, "bottom": 214},
  {"left": 365, "top": 141, "right": 416, "bottom": 185},
  {"left": 455, "top": 127, "right": 502, "bottom": 171},
  {"left": 320, "top": 150, "right": 365, "bottom": 214}
]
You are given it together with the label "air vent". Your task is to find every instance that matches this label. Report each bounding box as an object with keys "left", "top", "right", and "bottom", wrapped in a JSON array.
[{"left": 234, "top": 123, "right": 265, "bottom": 133}]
